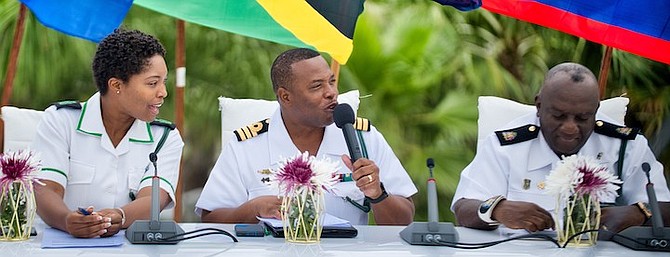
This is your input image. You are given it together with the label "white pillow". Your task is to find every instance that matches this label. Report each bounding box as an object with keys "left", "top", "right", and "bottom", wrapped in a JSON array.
[
  {"left": 219, "top": 90, "right": 360, "bottom": 148},
  {"left": 477, "top": 96, "right": 629, "bottom": 150},
  {"left": 1, "top": 106, "right": 44, "bottom": 153}
]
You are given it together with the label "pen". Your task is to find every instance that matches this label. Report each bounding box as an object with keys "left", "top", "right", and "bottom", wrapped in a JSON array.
[{"left": 78, "top": 207, "right": 92, "bottom": 216}]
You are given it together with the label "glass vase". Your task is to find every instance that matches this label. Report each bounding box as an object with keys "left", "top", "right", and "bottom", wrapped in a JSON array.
[
  {"left": 0, "top": 180, "right": 37, "bottom": 241},
  {"left": 555, "top": 194, "right": 600, "bottom": 247},
  {"left": 281, "top": 186, "right": 324, "bottom": 244}
]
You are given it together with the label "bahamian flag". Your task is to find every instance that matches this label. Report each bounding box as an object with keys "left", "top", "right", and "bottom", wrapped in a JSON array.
[
  {"left": 20, "top": 0, "right": 133, "bottom": 42},
  {"left": 483, "top": 0, "right": 670, "bottom": 65},
  {"left": 135, "top": 0, "right": 364, "bottom": 64}
]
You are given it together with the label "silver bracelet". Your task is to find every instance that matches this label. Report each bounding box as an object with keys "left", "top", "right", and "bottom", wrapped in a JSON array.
[{"left": 116, "top": 208, "right": 126, "bottom": 226}]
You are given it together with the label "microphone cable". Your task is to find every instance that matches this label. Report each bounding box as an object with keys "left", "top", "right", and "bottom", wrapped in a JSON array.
[
  {"left": 155, "top": 228, "right": 239, "bottom": 243},
  {"left": 430, "top": 228, "right": 640, "bottom": 249}
]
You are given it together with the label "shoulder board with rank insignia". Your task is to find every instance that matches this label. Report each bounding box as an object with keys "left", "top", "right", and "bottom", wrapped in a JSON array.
[
  {"left": 235, "top": 119, "right": 270, "bottom": 141},
  {"left": 353, "top": 117, "right": 371, "bottom": 131},
  {"left": 51, "top": 100, "right": 82, "bottom": 110},
  {"left": 495, "top": 124, "right": 539, "bottom": 146},
  {"left": 594, "top": 120, "right": 638, "bottom": 140},
  {"left": 150, "top": 118, "right": 176, "bottom": 130}
]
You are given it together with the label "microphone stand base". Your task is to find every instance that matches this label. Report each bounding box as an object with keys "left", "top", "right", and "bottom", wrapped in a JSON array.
[
  {"left": 399, "top": 222, "right": 458, "bottom": 246},
  {"left": 125, "top": 220, "right": 184, "bottom": 244},
  {"left": 611, "top": 226, "right": 670, "bottom": 252}
]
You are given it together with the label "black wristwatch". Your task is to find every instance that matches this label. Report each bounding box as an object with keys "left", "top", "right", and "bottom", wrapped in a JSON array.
[{"left": 365, "top": 183, "right": 389, "bottom": 204}]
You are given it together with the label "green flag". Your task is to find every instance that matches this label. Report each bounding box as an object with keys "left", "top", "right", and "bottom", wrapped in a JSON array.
[{"left": 134, "top": 0, "right": 364, "bottom": 64}]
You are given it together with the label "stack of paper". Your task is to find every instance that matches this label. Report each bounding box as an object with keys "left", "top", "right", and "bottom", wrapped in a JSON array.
[{"left": 41, "top": 228, "right": 125, "bottom": 248}]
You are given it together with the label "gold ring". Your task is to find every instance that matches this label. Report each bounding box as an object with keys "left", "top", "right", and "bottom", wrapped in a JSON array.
[{"left": 367, "top": 174, "right": 373, "bottom": 183}]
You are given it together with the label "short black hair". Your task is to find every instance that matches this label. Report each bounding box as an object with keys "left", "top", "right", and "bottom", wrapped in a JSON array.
[
  {"left": 270, "top": 48, "right": 321, "bottom": 93},
  {"left": 543, "top": 62, "right": 595, "bottom": 85},
  {"left": 92, "top": 29, "right": 166, "bottom": 95}
]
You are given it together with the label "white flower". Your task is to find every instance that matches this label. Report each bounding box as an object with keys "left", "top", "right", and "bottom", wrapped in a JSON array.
[
  {"left": 270, "top": 151, "right": 340, "bottom": 195},
  {"left": 545, "top": 154, "right": 622, "bottom": 202}
]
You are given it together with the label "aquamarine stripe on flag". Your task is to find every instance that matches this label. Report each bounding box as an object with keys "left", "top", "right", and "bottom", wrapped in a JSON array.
[{"left": 20, "top": 0, "right": 133, "bottom": 42}]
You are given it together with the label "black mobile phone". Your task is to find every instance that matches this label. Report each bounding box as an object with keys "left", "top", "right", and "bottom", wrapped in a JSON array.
[{"left": 234, "top": 224, "right": 266, "bottom": 237}]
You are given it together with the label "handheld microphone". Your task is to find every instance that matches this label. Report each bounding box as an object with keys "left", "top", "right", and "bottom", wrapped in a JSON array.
[
  {"left": 612, "top": 162, "right": 670, "bottom": 251},
  {"left": 125, "top": 152, "right": 184, "bottom": 244},
  {"left": 333, "top": 103, "right": 363, "bottom": 162},
  {"left": 400, "top": 158, "right": 458, "bottom": 245}
]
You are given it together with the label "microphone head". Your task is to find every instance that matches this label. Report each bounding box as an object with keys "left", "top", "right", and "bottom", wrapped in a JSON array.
[
  {"left": 333, "top": 103, "right": 355, "bottom": 128},
  {"left": 149, "top": 152, "right": 158, "bottom": 163},
  {"left": 426, "top": 158, "right": 435, "bottom": 168},
  {"left": 642, "top": 162, "right": 651, "bottom": 173}
]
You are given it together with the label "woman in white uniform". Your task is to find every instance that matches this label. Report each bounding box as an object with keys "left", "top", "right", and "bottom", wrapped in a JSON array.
[{"left": 32, "top": 29, "right": 184, "bottom": 238}]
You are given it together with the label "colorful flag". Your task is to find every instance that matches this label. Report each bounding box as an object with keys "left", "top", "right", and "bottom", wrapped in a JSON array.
[
  {"left": 135, "top": 0, "right": 364, "bottom": 64},
  {"left": 432, "top": 0, "right": 482, "bottom": 11},
  {"left": 20, "top": 0, "right": 133, "bottom": 42},
  {"left": 483, "top": 0, "right": 670, "bottom": 64}
]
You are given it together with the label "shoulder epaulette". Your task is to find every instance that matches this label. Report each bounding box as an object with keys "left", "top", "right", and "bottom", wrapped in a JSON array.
[
  {"left": 594, "top": 120, "right": 638, "bottom": 140},
  {"left": 52, "top": 100, "right": 82, "bottom": 110},
  {"left": 235, "top": 119, "right": 269, "bottom": 141},
  {"left": 495, "top": 124, "right": 539, "bottom": 146},
  {"left": 150, "top": 118, "right": 176, "bottom": 130},
  {"left": 352, "top": 117, "right": 371, "bottom": 131}
]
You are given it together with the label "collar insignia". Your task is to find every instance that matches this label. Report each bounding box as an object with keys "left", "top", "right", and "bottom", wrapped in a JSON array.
[{"left": 502, "top": 131, "right": 517, "bottom": 141}]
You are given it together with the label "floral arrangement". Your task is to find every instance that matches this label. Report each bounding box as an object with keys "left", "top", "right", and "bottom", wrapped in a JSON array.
[
  {"left": 0, "top": 150, "right": 42, "bottom": 191},
  {"left": 1, "top": 150, "right": 42, "bottom": 240},
  {"left": 270, "top": 151, "right": 339, "bottom": 243},
  {"left": 545, "top": 154, "right": 622, "bottom": 201},
  {"left": 545, "top": 154, "right": 622, "bottom": 246},
  {"left": 271, "top": 151, "right": 340, "bottom": 196}
]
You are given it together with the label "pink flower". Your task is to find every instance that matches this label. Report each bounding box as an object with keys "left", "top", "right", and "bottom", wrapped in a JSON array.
[
  {"left": 272, "top": 152, "right": 340, "bottom": 195},
  {"left": 275, "top": 152, "right": 315, "bottom": 192},
  {"left": 0, "top": 150, "right": 42, "bottom": 192},
  {"left": 546, "top": 154, "right": 622, "bottom": 202}
]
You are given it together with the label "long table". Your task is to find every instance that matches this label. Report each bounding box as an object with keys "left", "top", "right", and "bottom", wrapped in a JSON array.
[{"left": 1, "top": 223, "right": 667, "bottom": 257}]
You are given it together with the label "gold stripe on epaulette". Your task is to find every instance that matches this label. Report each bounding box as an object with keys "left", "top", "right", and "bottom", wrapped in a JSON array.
[
  {"left": 234, "top": 119, "right": 270, "bottom": 141},
  {"left": 353, "top": 117, "right": 370, "bottom": 131}
]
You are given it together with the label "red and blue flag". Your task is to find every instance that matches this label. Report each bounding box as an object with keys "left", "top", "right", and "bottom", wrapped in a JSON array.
[{"left": 484, "top": 0, "right": 670, "bottom": 64}]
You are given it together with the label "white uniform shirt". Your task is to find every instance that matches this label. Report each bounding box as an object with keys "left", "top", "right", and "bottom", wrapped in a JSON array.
[
  {"left": 196, "top": 108, "right": 417, "bottom": 225},
  {"left": 32, "top": 92, "right": 184, "bottom": 211},
  {"left": 451, "top": 112, "right": 670, "bottom": 213}
]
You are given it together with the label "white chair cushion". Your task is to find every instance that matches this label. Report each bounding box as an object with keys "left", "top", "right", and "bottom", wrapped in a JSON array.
[
  {"left": 477, "top": 96, "right": 629, "bottom": 150},
  {"left": 1, "top": 106, "right": 44, "bottom": 152},
  {"left": 219, "top": 90, "right": 360, "bottom": 148}
]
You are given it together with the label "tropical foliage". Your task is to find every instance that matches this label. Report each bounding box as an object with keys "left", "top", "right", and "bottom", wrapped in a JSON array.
[{"left": 1, "top": 0, "right": 668, "bottom": 222}]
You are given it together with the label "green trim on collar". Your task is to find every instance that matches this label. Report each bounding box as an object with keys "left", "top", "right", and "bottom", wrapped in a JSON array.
[
  {"left": 75, "top": 102, "right": 102, "bottom": 137},
  {"left": 41, "top": 168, "right": 67, "bottom": 179},
  {"left": 129, "top": 123, "right": 154, "bottom": 143},
  {"left": 140, "top": 176, "right": 175, "bottom": 193}
]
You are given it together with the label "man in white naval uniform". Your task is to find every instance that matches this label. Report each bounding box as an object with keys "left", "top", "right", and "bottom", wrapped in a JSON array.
[
  {"left": 196, "top": 48, "right": 416, "bottom": 225},
  {"left": 451, "top": 62, "right": 670, "bottom": 237}
]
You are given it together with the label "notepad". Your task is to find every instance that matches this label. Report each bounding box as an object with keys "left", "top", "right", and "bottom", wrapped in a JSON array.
[
  {"left": 41, "top": 228, "right": 125, "bottom": 248},
  {"left": 257, "top": 213, "right": 352, "bottom": 228},
  {"left": 258, "top": 213, "right": 358, "bottom": 238}
]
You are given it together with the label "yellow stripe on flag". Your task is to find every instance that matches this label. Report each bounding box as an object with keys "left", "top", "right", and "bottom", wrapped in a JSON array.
[{"left": 257, "top": 0, "right": 353, "bottom": 64}]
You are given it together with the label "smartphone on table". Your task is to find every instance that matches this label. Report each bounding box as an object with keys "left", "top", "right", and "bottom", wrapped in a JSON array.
[{"left": 234, "top": 224, "right": 266, "bottom": 237}]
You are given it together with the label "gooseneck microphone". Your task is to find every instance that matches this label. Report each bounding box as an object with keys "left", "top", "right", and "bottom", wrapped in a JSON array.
[
  {"left": 400, "top": 158, "right": 458, "bottom": 245},
  {"left": 149, "top": 153, "right": 159, "bottom": 228},
  {"left": 334, "top": 103, "right": 364, "bottom": 162},
  {"left": 125, "top": 152, "right": 184, "bottom": 244},
  {"left": 612, "top": 162, "right": 670, "bottom": 251},
  {"left": 426, "top": 158, "right": 439, "bottom": 231}
]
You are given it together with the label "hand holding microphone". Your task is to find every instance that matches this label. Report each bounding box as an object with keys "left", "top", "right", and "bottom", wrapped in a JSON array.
[{"left": 334, "top": 103, "right": 384, "bottom": 200}]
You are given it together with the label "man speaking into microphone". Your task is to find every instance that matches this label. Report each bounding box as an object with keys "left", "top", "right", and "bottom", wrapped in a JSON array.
[{"left": 196, "top": 48, "right": 416, "bottom": 225}]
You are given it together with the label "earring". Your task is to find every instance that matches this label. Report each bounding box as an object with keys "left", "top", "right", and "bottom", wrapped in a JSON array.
[{"left": 116, "top": 90, "right": 120, "bottom": 94}]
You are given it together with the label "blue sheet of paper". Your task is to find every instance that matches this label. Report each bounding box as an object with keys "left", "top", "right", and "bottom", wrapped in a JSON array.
[{"left": 41, "top": 228, "right": 125, "bottom": 248}]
